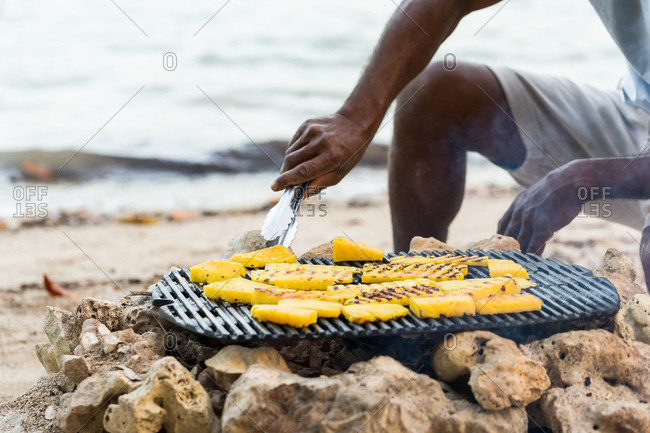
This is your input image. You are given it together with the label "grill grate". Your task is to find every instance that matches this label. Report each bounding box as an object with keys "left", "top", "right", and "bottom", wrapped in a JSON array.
[{"left": 151, "top": 250, "right": 620, "bottom": 343}]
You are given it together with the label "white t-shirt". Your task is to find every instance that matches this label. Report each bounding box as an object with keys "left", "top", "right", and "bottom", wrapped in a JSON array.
[{"left": 589, "top": 0, "right": 650, "bottom": 113}]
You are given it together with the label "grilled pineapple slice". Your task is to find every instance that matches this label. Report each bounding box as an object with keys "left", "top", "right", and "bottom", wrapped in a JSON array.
[
  {"left": 229, "top": 244, "right": 297, "bottom": 268},
  {"left": 390, "top": 254, "right": 489, "bottom": 266},
  {"left": 202, "top": 277, "right": 274, "bottom": 304},
  {"left": 273, "top": 274, "right": 336, "bottom": 291},
  {"left": 488, "top": 259, "right": 530, "bottom": 279},
  {"left": 475, "top": 293, "right": 542, "bottom": 315},
  {"left": 250, "top": 305, "right": 317, "bottom": 327},
  {"left": 250, "top": 264, "right": 356, "bottom": 288},
  {"left": 436, "top": 276, "right": 521, "bottom": 299},
  {"left": 315, "top": 286, "right": 362, "bottom": 303},
  {"left": 278, "top": 299, "right": 342, "bottom": 318},
  {"left": 328, "top": 278, "right": 434, "bottom": 291},
  {"left": 333, "top": 237, "right": 384, "bottom": 262},
  {"left": 345, "top": 282, "right": 443, "bottom": 306},
  {"left": 250, "top": 270, "right": 273, "bottom": 284},
  {"left": 189, "top": 261, "right": 245, "bottom": 284},
  {"left": 265, "top": 263, "right": 360, "bottom": 273},
  {"left": 389, "top": 254, "right": 455, "bottom": 265},
  {"left": 341, "top": 304, "right": 408, "bottom": 324},
  {"left": 361, "top": 263, "right": 465, "bottom": 283},
  {"left": 408, "top": 295, "right": 476, "bottom": 319},
  {"left": 251, "top": 287, "right": 297, "bottom": 304},
  {"left": 515, "top": 278, "right": 537, "bottom": 289}
]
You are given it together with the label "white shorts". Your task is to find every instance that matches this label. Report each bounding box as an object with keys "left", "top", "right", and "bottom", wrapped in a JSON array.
[{"left": 488, "top": 65, "right": 650, "bottom": 231}]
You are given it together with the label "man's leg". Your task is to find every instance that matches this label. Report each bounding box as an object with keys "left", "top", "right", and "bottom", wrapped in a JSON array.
[{"left": 389, "top": 61, "right": 526, "bottom": 252}]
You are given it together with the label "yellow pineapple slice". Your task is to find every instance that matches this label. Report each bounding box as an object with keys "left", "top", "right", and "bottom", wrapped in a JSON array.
[
  {"left": 475, "top": 293, "right": 542, "bottom": 315},
  {"left": 250, "top": 264, "right": 356, "bottom": 287},
  {"left": 315, "top": 286, "right": 362, "bottom": 303},
  {"left": 278, "top": 299, "right": 342, "bottom": 318},
  {"left": 389, "top": 254, "right": 455, "bottom": 265},
  {"left": 250, "top": 305, "right": 317, "bottom": 328},
  {"left": 189, "top": 260, "right": 245, "bottom": 284},
  {"left": 345, "top": 281, "right": 443, "bottom": 306},
  {"left": 341, "top": 304, "right": 408, "bottom": 324},
  {"left": 251, "top": 287, "right": 297, "bottom": 305},
  {"left": 273, "top": 274, "right": 335, "bottom": 291},
  {"left": 327, "top": 278, "right": 434, "bottom": 291},
  {"left": 408, "top": 295, "right": 476, "bottom": 319},
  {"left": 488, "top": 259, "right": 530, "bottom": 279},
  {"left": 333, "top": 237, "right": 384, "bottom": 262},
  {"left": 436, "top": 276, "right": 521, "bottom": 299},
  {"left": 361, "top": 263, "right": 465, "bottom": 283},
  {"left": 229, "top": 244, "right": 297, "bottom": 268},
  {"left": 202, "top": 277, "right": 274, "bottom": 304},
  {"left": 250, "top": 270, "right": 273, "bottom": 284},
  {"left": 390, "top": 254, "right": 489, "bottom": 266},
  {"left": 265, "top": 263, "right": 360, "bottom": 273},
  {"left": 516, "top": 278, "right": 537, "bottom": 289}
]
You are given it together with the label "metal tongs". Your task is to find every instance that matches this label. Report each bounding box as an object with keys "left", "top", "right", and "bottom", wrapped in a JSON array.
[{"left": 261, "top": 181, "right": 309, "bottom": 248}]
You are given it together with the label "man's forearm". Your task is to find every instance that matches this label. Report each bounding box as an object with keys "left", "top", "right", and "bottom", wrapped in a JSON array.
[
  {"left": 566, "top": 155, "right": 650, "bottom": 201},
  {"left": 338, "top": 0, "right": 500, "bottom": 133}
]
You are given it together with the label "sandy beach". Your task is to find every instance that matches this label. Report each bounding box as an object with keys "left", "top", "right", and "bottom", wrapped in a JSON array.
[{"left": 0, "top": 187, "right": 646, "bottom": 404}]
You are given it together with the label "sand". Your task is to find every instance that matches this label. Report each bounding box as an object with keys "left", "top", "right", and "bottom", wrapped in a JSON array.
[{"left": 0, "top": 188, "right": 646, "bottom": 403}]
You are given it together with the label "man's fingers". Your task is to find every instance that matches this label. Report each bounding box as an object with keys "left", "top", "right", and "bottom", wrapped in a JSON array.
[
  {"left": 281, "top": 139, "right": 322, "bottom": 173},
  {"left": 286, "top": 124, "right": 320, "bottom": 156},
  {"left": 287, "top": 121, "right": 312, "bottom": 151},
  {"left": 516, "top": 214, "right": 535, "bottom": 252},
  {"left": 501, "top": 209, "right": 522, "bottom": 240},
  {"left": 497, "top": 205, "right": 514, "bottom": 235},
  {"left": 272, "top": 156, "right": 330, "bottom": 191},
  {"left": 527, "top": 230, "right": 550, "bottom": 255}
]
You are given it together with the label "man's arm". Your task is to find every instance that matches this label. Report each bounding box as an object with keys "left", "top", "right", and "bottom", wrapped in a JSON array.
[{"left": 272, "top": 0, "right": 502, "bottom": 192}]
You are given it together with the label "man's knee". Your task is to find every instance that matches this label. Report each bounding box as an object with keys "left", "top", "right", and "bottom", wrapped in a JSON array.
[{"left": 395, "top": 61, "right": 479, "bottom": 119}]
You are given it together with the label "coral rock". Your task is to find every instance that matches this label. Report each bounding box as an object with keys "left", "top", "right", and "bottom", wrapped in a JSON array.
[
  {"left": 223, "top": 356, "right": 527, "bottom": 433},
  {"left": 409, "top": 236, "right": 458, "bottom": 254},
  {"left": 43, "top": 307, "right": 76, "bottom": 359},
  {"left": 61, "top": 355, "right": 92, "bottom": 384},
  {"left": 299, "top": 241, "right": 334, "bottom": 261},
  {"left": 223, "top": 230, "right": 267, "bottom": 260},
  {"left": 523, "top": 329, "right": 650, "bottom": 432},
  {"left": 57, "top": 371, "right": 136, "bottom": 433},
  {"left": 432, "top": 331, "right": 550, "bottom": 410},
  {"left": 104, "top": 357, "right": 218, "bottom": 433},
  {"left": 35, "top": 342, "right": 62, "bottom": 374},
  {"left": 594, "top": 248, "right": 648, "bottom": 304},
  {"left": 205, "top": 345, "right": 289, "bottom": 392},
  {"left": 614, "top": 294, "right": 650, "bottom": 344},
  {"left": 467, "top": 234, "right": 521, "bottom": 252}
]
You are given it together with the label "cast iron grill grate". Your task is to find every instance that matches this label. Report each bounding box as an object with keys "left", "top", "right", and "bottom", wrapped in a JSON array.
[{"left": 151, "top": 250, "right": 620, "bottom": 343}]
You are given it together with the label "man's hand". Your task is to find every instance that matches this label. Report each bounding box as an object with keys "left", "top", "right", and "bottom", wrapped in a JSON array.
[
  {"left": 271, "top": 113, "right": 374, "bottom": 194},
  {"left": 498, "top": 167, "right": 582, "bottom": 254}
]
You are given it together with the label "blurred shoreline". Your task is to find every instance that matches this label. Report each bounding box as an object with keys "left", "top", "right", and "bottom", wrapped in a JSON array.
[{"left": 0, "top": 144, "right": 518, "bottom": 223}]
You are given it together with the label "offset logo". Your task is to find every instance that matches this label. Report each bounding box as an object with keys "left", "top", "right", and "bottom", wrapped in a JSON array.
[
  {"left": 13, "top": 185, "right": 48, "bottom": 218},
  {"left": 295, "top": 188, "right": 328, "bottom": 218},
  {"left": 578, "top": 186, "right": 611, "bottom": 218},
  {"left": 163, "top": 52, "right": 177, "bottom": 71}
]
